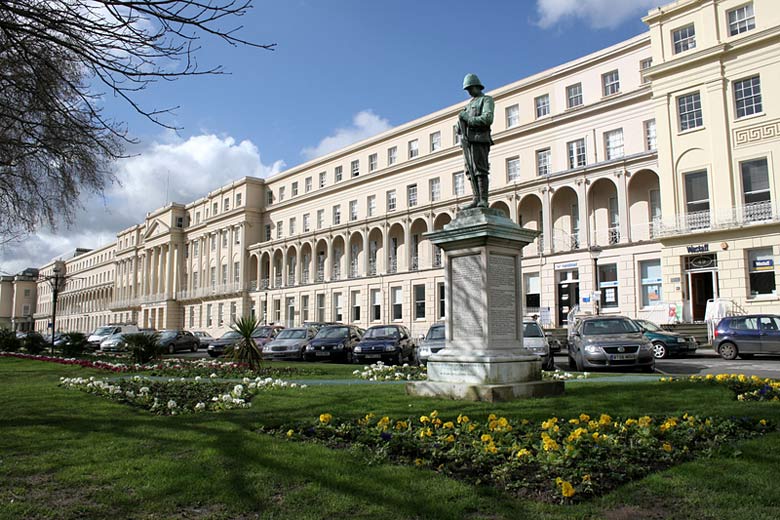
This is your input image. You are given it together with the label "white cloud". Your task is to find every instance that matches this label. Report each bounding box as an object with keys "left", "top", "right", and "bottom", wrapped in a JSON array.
[
  {"left": 536, "top": 0, "right": 658, "bottom": 29},
  {"left": 301, "top": 110, "right": 392, "bottom": 160},
  {"left": 0, "top": 133, "right": 284, "bottom": 275}
]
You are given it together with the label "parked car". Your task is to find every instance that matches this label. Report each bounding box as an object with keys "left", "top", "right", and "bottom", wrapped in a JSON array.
[
  {"left": 523, "top": 320, "right": 555, "bottom": 370},
  {"left": 713, "top": 314, "right": 780, "bottom": 360},
  {"left": 304, "top": 325, "right": 364, "bottom": 363},
  {"left": 302, "top": 321, "right": 338, "bottom": 333},
  {"left": 416, "top": 323, "right": 446, "bottom": 365},
  {"left": 354, "top": 325, "right": 415, "bottom": 365},
  {"left": 190, "top": 330, "right": 214, "bottom": 348},
  {"left": 262, "top": 327, "right": 317, "bottom": 361},
  {"left": 87, "top": 324, "right": 139, "bottom": 349},
  {"left": 633, "top": 319, "right": 698, "bottom": 359},
  {"left": 100, "top": 333, "right": 128, "bottom": 352},
  {"left": 251, "top": 325, "right": 285, "bottom": 348},
  {"left": 207, "top": 330, "right": 243, "bottom": 358},
  {"left": 568, "top": 316, "right": 655, "bottom": 372},
  {"left": 158, "top": 330, "right": 199, "bottom": 354}
]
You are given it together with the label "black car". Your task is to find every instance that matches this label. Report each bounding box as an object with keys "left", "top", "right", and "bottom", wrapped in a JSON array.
[
  {"left": 207, "top": 330, "right": 243, "bottom": 358},
  {"left": 303, "top": 325, "right": 364, "bottom": 363},
  {"left": 158, "top": 330, "right": 200, "bottom": 354},
  {"left": 354, "top": 325, "right": 415, "bottom": 365}
]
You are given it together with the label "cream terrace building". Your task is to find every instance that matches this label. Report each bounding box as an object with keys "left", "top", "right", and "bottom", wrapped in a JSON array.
[{"left": 33, "top": 0, "right": 780, "bottom": 338}]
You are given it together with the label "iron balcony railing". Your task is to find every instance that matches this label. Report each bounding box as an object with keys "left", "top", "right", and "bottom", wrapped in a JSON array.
[
  {"left": 656, "top": 202, "right": 779, "bottom": 237},
  {"left": 368, "top": 260, "right": 377, "bottom": 276},
  {"left": 387, "top": 257, "right": 397, "bottom": 274},
  {"left": 302, "top": 269, "right": 310, "bottom": 284},
  {"left": 433, "top": 249, "right": 442, "bottom": 268},
  {"left": 410, "top": 256, "right": 419, "bottom": 272}
]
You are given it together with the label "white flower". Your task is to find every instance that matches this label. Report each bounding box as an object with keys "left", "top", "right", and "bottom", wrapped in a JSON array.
[
  {"left": 195, "top": 402, "right": 206, "bottom": 411},
  {"left": 195, "top": 376, "right": 202, "bottom": 381},
  {"left": 167, "top": 400, "right": 177, "bottom": 409},
  {"left": 210, "top": 373, "right": 217, "bottom": 378}
]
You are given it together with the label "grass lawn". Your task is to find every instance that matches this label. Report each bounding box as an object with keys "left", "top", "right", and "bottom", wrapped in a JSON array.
[{"left": 1, "top": 358, "right": 780, "bottom": 519}]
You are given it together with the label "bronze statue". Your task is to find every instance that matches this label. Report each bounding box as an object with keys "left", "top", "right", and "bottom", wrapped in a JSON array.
[{"left": 458, "top": 73, "right": 494, "bottom": 209}]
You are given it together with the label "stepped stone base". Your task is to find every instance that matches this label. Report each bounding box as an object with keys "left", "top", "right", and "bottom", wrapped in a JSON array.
[{"left": 406, "top": 379, "right": 564, "bottom": 402}]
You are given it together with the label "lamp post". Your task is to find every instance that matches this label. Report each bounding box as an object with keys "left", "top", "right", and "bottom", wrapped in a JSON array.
[{"left": 49, "top": 266, "right": 63, "bottom": 355}]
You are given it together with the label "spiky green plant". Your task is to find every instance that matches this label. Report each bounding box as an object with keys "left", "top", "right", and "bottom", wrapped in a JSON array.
[
  {"left": 225, "top": 316, "right": 263, "bottom": 372},
  {"left": 61, "top": 332, "right": 88, "bottom": 357},
  {"left": 125, "top": 333, "right": 162, "bottom": 364}
]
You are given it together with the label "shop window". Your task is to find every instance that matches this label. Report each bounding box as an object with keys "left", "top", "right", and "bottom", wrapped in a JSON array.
[{"left": 748, "top": 248, "right": 776, "bottom": 297}]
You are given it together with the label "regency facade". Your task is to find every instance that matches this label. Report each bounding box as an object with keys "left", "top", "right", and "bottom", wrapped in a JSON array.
[{"left": 33, "top": 0, "right": 780, "bottom": 338}]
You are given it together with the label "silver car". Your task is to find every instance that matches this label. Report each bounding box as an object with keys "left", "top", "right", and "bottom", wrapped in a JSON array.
[
  {"left": 416, "top": 323, "right": 445, "bottom": 365},
  {"left": 523, "top": 321, "right": 555, "bottom": 370},
  {"left": 100, "top": 333, "right": 128, "bottom": 352},
  {"left": 568, "top": 316, "right": 655, "bottom": 372},
  {"left": 262, "top": 327, "right": 316, "bottom": 361}
]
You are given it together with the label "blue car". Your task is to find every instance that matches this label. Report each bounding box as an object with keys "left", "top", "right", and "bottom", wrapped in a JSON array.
[{"left": 713, "top": 314, "right": 780, "bottom": 360}]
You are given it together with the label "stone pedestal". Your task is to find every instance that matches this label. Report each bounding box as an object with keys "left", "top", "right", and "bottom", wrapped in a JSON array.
[{"left": 406, "top": 208, "right": 564, "bottom": 402}]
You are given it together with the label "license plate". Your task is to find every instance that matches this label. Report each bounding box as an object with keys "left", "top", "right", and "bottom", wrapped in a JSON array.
[
  {"left": 315, "top": 351, "right": 330, "bottom": 356},
  {"left": 364, "top": 354, "right": 381, "bottom": 359},
  {"left": 609, "top": 354, "right": 635, "bottom": 361}
]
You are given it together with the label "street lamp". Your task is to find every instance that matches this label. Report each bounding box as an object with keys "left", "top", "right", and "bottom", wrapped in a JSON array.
[{"left": 40, "top": 265, "right": 69, "bottom": 355}]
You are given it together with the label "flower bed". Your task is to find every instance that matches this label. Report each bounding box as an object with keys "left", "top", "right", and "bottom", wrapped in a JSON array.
[
  {"left": 59, "top": 375, "right": 306, "bottom": 415},
  {"left": 1, "top": 352, "right": 133, "bottom": 372},
  {"left": 660, "top": 374, "right": 780, "bottom": 401},
  {"left": 273, "top": 410, "right": 772, "bottom": 503},
  {"left": 351, "top": 363, "right": 587, "bottom": 382}
]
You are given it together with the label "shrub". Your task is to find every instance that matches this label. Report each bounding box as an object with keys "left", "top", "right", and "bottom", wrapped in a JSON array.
[
  {"left": 61, "top": 332, "right": 88, "bottom": 357},
  {"left": 225, "top": 316, "right": 263, "bottom": 372},
  {"left": 23, "top": 333, "right": 48, "bottom": 355},
  {"left": 125, "top": 333, "right": 162, "bottom": 364},
  {"left": 0, "top": 329, "right": 21, "bottom": 352}
]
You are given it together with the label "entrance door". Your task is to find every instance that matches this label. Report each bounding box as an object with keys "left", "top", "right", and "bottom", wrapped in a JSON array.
[
  {"left": 286, "top": 297, "right": 296, "bottom": 328},
  {"left": 557, "top": 270, "right": 580, "bottom": 326},
  {"left": 690, "top": 272, "right": 714, "bottom": 322}
]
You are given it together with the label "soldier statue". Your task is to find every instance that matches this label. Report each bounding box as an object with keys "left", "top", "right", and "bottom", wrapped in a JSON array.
[{"left": 458, "top": 73, "right": 495, "bottom": 209}]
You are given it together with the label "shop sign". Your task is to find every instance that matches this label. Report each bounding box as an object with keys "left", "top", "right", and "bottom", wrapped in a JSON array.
[
  {"left": 753, "top": 259, "right": 774, "bottom": 271},
  {"left": 554, "top": 261, "right": 578, "bottom": 270},
  {"left": 686, "top": 244, "right": 709, "bottom": 254},
  {"left": 598, "top": 281, "right": 619, "bottom": 288}
]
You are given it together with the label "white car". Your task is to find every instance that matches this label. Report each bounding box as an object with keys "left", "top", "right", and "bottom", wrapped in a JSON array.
[
  {"left": 87, "top": 324, "right": 138, "bottom": 349},
  {"left": 523, "top": 320, "right": 555, "bottom": 370}
]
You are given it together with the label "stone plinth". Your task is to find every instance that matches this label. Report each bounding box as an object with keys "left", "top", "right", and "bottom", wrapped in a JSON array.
[{"left": 406, "top": 208, "right": 564, "bottom": 402}]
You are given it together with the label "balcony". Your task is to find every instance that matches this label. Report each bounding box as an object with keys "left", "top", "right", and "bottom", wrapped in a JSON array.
[
  {"left": 349, "top": 262, "right": 359, "bottom": 279},
  {"left": 368, "top": 260, "right": 377, "bottom": 276},
  {"left": 248, "top": 280, "right": 258, "bottom": 291},
  {"left": 274, "top": 275, "right": 282, "bottom": 288},
  {"left": 287, "top": 274, "right": 296, "bottom": 286},
  {"left": 590, "top": 226, "right": 621, "bottom": 247},
  {"left": 433, "top": 250, "right": 442, "bottom": 268},
  {"left": 302, "top": 269, "right": 310, "bottom": 284},
  {"left": 387, "top": 257, "right": 397, "bottom": 274},
  {"left": 656, "top": 202, "right": 780, "bottom": 237},
  {"left": 176, "top": 282, "right": 244, "bottom": 300},
  {"left": 410, "top": 256, "right": 419, "bottom": 272},
  {"left": 332, "top": 266, "right": 341, "bottom": 281},
  {"left": 316, "top": 268, "right": 325, "bottom": 283},
  {"left": 260, "top": 279, "right": 269, "bottom": 290}
]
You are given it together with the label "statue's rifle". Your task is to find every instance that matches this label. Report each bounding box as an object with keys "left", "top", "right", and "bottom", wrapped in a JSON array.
[{"left": 458, "top": 117, "right": 479, "bottom": 194}]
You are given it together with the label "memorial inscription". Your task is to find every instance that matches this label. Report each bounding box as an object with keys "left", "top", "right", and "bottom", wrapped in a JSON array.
[
  {"left": 451, "top": 254, "right": 483, "bottom": 339},
  {"left": 488, "top": 253, "right": 517, "bottom": 339}
]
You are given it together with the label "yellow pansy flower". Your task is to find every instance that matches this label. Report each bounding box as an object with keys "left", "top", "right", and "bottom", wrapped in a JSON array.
[{"left": 319, "top": 413, "right": 333, "bottom": 424}]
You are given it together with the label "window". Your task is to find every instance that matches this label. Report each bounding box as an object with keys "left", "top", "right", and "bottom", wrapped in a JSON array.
[
  {"left": 524, "top": 273, "right": 540, "bottom": 311},
  {"left": 206, "top": 304, "right": 213, "bottom": 326},
  {"left": 566, "top": 83, "right": 583, "bottom": 108},
  {"left": 264, "top": 224, "right": 271, "bottom": 242},
  {"left": 387, "top": 190, "right": 397, "bottom": 212},
  {"left": 407, "top": 184, "right": 418, "bottom": 207},
  {"left": 193, "top": 240, "right": 200, "bottom": 257},
  {"left": 276, "top": 221, "right": 283, "bottom": 239},
  {"left": 430, "top": 131, "right": 441, "bottom": 152},
  {"left": 387, "top": 146, "right": 397, "bottom": 165},
  {"left": 319, "top": 171, "right": 326, "bottom": 188},
  {"left": 391, "top": 287, "right": 402, "bottom": 320},
  {"left": 335, "top": 166, "right": 343, "bottom": 183},
  {"left": 408, "top": 139, "right": 419, "bottom": 159},
  {"left": 189, "top": 307, "right": 195, "bottom": 328},
  {"left": 371, "top": 289, "right": 381, "bottom": 321},
  {"left": 748, "top": 248, "right": 776, "bottom": 296},
  {"left": 210, "top": 234, "right": 216, "bottom": 251},
  {"left": 536, "top": 148, "right": 551, "bottom": 176},
  {"left": 741, "top": 158, "right": 770, "bottom": 211},
  {"left": 278, "top": 187, "right": 285, "bottom": 202},
  {"left": 305, "top": 176, "right": 312, "bottom": 193},
  {"left": 734, "top": 76, "right": 762, "bottom": 118},
  {"left": 195, "top": 211, "right": 201, "bottom": 224},
  {"left": 351, "top": 159, "right": 360, "bottom": 178},
  {"left": 535, "top": 94, "right": 550, "bottom": 118},
  {"left": 266, "top": 191, "right": 273, "bottom": 206},
  {"left": 229, "top": 302, "right": 237, "bottom": 324},
  {"left": 673, "top": 24, "right": 696, "bottom": 54},
  {"left": 728, "top": 3, "right": 755, "bottom": 36},
  {"left": 289, "top": 217, "right": 296, "bottom": 235},
  {"left": 212, "top": 202, "right": 218, "bottom": 215},
  {"left": 333, "top": 292, "right": 343, "bottom": 322},
  {"left": 437, "top": 282, "right": 446, "bottom": 319},
  {"left": 316, "top": 294, "right": 325, "bottom": 322},
  {"left": 224, "top": 197, "right": 231, "bottom": 212},
  {"left": 640, "top": 260, "right": 663, "bottom": 307},
  {"left": 453, "top": 124, "right": 461, "bottom": 145},
  {"left": 567, "top": 139, "right": 586, "bottom": 169},
  {"left": 222, "top": 230, "right": 228, "bottom": 247},
  {"left": 506, "top": 104, "right": 520, "bottom": 127},
  {"left": 351, "top": 291, "right": 361, "bottom": 322},
  {"left": 303, "top": 213, "right": 311, "bottom": 232},
  {"left": 640, "top": 58, "right": 653, "bottom": 84},
  {"left": 332, "top": 205, "right": 341, "bottom": 225},
  {"left": 234, "top": 227, "right": 241, "bottom": 245},
  {"left": 369, "top": 153, "right": 378, "bottom": 172},
  {"left": 221, "top": 264, "right": 228, "bottom": 284},
  {"left": 602, "top": 70, "right": 620, "bottom": 96},
  {"left": 217, "top": 302, "right": 224, "bottom": 325},
  {"left": 291, "top": 181, "right": 298, "bottom": 197},
  {"left": 605, "top": 129, "right": 624, "bottom": 160},
  {"left": 453, "top": 171, "right": 465, "bottom": 196},
  {"left": 685, "top": 170, "right": 710, "bottom": 224},
  {"left": 644, "top": 119, "right": 657, "bottom": 151},
  {"left": 430, "top": 177, "right": 441, "bottom": 201},
  {"left": 349, "top": 200, "right": 358, "bottom": 221},
  {"left": 367, "top": 195, "right": 376, "bottom": 217},
  {"left": 506, "top": 157, "right": 520, "bottom": 181},
  {"left": 598, "top": 264, "right": 619, "bottom": 308},
  {"left": 301, "top": 295, "right": 310, "bottom": 322},
  {"left": 414, "top": 284, "right": 425, "bottom": 319},
  {"left": 317, "top": 209, "right": 325, "bottom": 229},
  {"left": 678, "top": 92, "right": 703, "bottom": 131},
  {"left": 176, "top": 216, "right": 184, "bottom": 228},
  {"left": 210, "top": 266, "right": 216, "bottom": 288},
  {"left": 234, "top": 261, "right": 240, "bottom": 283},
  {"left": 273, "top": 299, "right": 280, "bottom": 323},
  {"left": 24, "top": 288, "right": 31, "bottom": 297}
]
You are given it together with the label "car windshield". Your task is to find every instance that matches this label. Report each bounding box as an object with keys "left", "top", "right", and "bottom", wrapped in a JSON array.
[
  {"left": 252, "top": 327, "right": 273, "bottom": 338},
  {"left": 364, "top": 327, "right": 399, "bottom": 339},
  {"left": 94, "top": 326, "right": 115, "bottom": 336},
  {"left": 582, "top": 319, "right": 640, "bottom": 335},
  {"left": 108, "top": 333, "right": 125, "bottom": 340},
  {"left": 277, "top": 329, "right": 307, "bottom": 339},
  {"left": 316, "top": 327, "right": 349, "bottom": 339},
  {"left": 637, "top": 320, "right": 662, "bottom": 332},
  {"left": 523, "top": 323, "right": 544, "bottom": 338},
  {"left": 220, "top": 331, "right": 241, "bottom": 340},
  {"left": 160, "top": 331, "right": 177, "bottom": 339},
  {"left": 426, "top": 326, "right": 445, "bottom": 340}
]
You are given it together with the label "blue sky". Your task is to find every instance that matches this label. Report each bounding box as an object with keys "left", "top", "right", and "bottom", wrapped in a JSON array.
[{"left": 1, "top": 0, "right": 659, "bottom": 273}]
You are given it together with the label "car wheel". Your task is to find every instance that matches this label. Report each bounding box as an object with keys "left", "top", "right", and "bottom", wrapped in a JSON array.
[
  {"left": 191, "top": 343, "right": 198, "bottom": 353},
  {"left": 568, "top": 355, "right": 577, "bottom": 370},
  {"left": 395, "top": 352, "right": 403, "bottom": 366},
  {"left": 167, "top": 344, "right": 175, "bottom": 355},
  {"left": 574, "top": 354, "right": 584, "bottom": 372},
  {"left": 652, "top": 342, "right": 668, "bottom": 359},
  {"left": 718, "top": 342, "right": 738, "bottom": 360}
]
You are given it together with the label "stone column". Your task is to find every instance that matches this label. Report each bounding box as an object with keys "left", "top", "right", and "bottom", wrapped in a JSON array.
[
  {"left": 616, "top": 170, "right": 630, "bottom": 244},
  {"left": 540, "top": 187, "right": 553, "bottom": 255},
  {"left": 575, "top": 178, "right": 590, "bottom": 249},
  {"left": 325, "top": 238, "right": 333, "bottom": 282}
]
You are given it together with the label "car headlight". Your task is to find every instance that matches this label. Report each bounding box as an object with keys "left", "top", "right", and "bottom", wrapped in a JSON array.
[
  {"left": 333, "top": 342, "right": 344, "bottom": 350},
  {"left": 305, "top": 345, "right": 314, "bottom": 351},
  {"left": 354, "top": 346, "right": 362, "bottom": 353},
  {"left": 583, "top": 345, "right": 600, "bottom": 354},
  {"left": 639, "top": 342, "right": 652, "bottom": 352},
  {"left": 384, "top": 344, "right": 398, "bottom": 352}
]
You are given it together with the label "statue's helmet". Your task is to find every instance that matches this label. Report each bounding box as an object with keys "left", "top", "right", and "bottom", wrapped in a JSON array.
[{"left": 462, "top": 73, "right": 484, "bottom": 90}]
